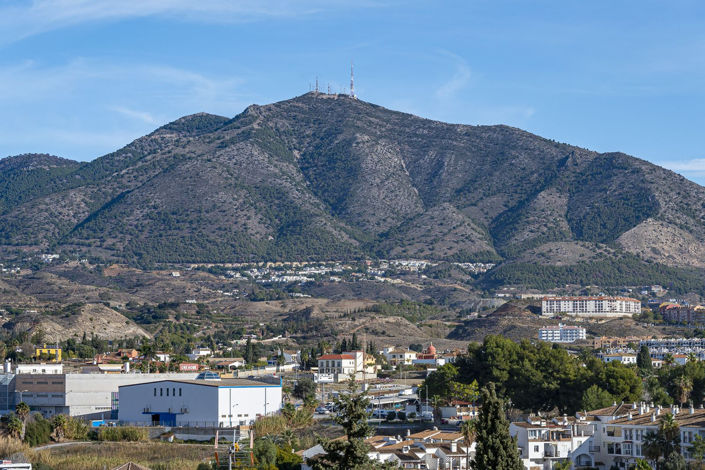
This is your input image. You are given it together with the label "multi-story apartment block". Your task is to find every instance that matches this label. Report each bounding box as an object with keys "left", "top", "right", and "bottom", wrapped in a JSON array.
[
  {"left": 538, "top": 324, "right": 587, "bottom": 343},
  {"left": 659, "top": 303, "right": 705, "bottom": 325},
  {"left": 511, "top": 416, "right": 594, "bottom": 470},
  {"left": 541, "top": 296, "right": 641, "bottom": 318}
]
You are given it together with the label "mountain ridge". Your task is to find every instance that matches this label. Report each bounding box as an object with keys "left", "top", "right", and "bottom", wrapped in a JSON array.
[{"left": 2, "top": 93, "right": 705, "bottom": 288}]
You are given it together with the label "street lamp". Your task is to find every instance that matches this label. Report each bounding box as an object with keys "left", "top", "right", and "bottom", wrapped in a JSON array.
[{"left": 16, "top": 389, "right": 29, "bottom": 405}]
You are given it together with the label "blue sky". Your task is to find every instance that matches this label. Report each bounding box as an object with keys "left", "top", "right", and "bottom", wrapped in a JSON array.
[{"left": 1, "top": 1, "right": 704, "bottom": 183}]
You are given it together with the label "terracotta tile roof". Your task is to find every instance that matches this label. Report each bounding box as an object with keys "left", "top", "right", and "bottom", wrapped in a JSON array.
[{"left": 318, "top": 354, "right": 355, "bottom": 360}]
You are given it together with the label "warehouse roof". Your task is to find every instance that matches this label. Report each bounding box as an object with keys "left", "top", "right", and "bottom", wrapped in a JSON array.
[{"left": 119, "top": 378, "right": 281, "bottom": 388}]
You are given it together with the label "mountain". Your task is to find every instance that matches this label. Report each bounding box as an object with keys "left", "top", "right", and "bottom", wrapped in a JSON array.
[{"left": 2, "top": 93, "right": 705, "bottom": 290}]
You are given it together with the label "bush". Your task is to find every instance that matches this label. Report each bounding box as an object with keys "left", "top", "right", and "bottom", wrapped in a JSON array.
[
  {"left": 64, "top": 416, "right": 89, "bottom": 440},
  {"left": 25, "top": 415, "right": 52, "bottom": 447},
  {"left": 95, "top": 426, "right": 148, "bottom": 442},
  {"left": 385, "top": 411, "right": 396, "bottom": 421}
]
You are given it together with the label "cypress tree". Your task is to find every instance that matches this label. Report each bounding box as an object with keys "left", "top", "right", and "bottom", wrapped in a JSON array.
[
  {"left": 637, "top": 344, "right": 652, "bottom": 372},
  {"left": 471, "top": 383, "right": 523, "bottom": 470}
]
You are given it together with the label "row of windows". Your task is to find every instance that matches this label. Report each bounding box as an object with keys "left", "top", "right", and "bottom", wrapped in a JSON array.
[{"left": 154, "top": 387, "right": 182, "bottom": 397}]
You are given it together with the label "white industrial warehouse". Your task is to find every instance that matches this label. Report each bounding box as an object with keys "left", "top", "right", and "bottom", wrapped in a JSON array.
[{"left": 118, "top": 372, "right": 283, "bottom": 427}]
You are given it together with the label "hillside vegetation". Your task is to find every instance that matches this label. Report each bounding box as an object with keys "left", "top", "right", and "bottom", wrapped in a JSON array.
[{"left": 2, "top": 93, "right": 705, "bottom": 290}]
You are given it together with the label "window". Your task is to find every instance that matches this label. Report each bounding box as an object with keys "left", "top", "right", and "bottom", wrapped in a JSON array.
[
  {"left": 160, "top": 388, "right": 163, "bottom": 396},
  {"left": 154, "top": 388, "right": 157, "bottom": 397},
  {"left": 533, "top": 445, "right": 539, "bottom": 453},
  {"left": 166, "top": 388, "right": 169, "bottom": 396},
  {"left": 179, "top": 388, "right": 182, "bottom": 397},
  {"left": 173, "top": 388, "right": 176, "bottom": 396}
]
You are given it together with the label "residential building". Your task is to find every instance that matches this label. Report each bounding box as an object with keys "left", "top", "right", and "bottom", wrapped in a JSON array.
[
  {"left": 382, "top": 347, "right": 417, "bottom": 366},
  {"left": 600, "top": 353, "right": 637, "bottom": 365},
  {"left": 302, "top": 429, "right": 473, "bottom": 470},
  {"left": 34, "top": 345, "right": 61, "bottom": 362},
  {"left": 541, "top": 296, "right": 641, "bottom": 318},
  {"left": 118, "top": 373, "right": 282, "bottom": 427},
  {"left": 316, "top": 354, "right": 356, "bottom": 382},
  {"left": 510, "top": 415, "right": 594, "bottom": 470},
  {"left": 538, "top": 324, "right": 587, "bottom": 343},
  {"left": 187, "top": 348, "right": 212, "bottom": 361},
  {"left": 659, "top": 303, "right": 705, "bottom": 325}
]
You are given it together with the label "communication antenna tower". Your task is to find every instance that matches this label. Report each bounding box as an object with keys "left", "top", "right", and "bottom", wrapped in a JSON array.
[
  {"left": 328, "top": 84, "right": 331, "bottom": 94},
  {"left": 315, "top": 76, "right": 319, "bottom": 94},
  {"left": 350, "top": 62, "right": 356, "bottom": 99}
]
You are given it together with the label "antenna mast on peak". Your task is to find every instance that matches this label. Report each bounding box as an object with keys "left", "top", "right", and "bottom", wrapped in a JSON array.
[
  {"left": 350, "top": 62, "right": 356, "bottom": 99},
  {"left": 315, "top": 76, "right": 319, "bottom": 94}
]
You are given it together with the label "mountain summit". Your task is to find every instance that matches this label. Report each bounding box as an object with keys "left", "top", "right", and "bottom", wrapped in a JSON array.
[{"left": 2, "top": 93, "right": 705, "bottom": 275}]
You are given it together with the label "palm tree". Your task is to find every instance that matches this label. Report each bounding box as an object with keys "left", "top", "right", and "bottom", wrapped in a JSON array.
[
  {"left": 7, "top": 416, "right": 22, "bottom": 439},
  {"left": 52, "top": 414, "right": 68, "bottom": 440},
  {"left": 642, "top": 431, "right": 661, "bottom": 466},
  {"left": 277, "top": 428, "right": 299, "bottom": 450},
  {"left": 659, "top": 412, "right": 681, "bottom": 457},
  {"left": 15, "top": 402, "right": 29, "bottom": 440},
  {"left": 674, "top": 375, "right": 693, "bottom": 407},
  {"left": 460, "top": 420, "right": 476, "bottom": 470}
]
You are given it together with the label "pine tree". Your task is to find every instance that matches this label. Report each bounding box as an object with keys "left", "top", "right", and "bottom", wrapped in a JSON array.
[
  {"left": 311, "top": 378, "right": 393, "bottom": 470},
  {"left": 471, "top": 383, "right": 523, "bottom": 470}
]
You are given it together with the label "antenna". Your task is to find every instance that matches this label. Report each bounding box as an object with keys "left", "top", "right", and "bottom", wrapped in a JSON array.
[
  {"left": 315, "top": 76, "right": 319, "bottom": 94},
  {"left": 350, "top": 62, "right": 356, "bottom": 99},
  {"left": 328, "top": 84, "right": 331, "bottom": 94}
]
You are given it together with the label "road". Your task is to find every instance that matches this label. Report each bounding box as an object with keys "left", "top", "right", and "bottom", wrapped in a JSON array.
[{"left": 33, "top": 441, "right": 91, "bottom": 451}]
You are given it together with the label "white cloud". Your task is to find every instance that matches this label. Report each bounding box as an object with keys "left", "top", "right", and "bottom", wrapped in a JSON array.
[
  {"left": 109, "top": 106, "right": 158, "bottom": 125},
  {"left": 435, "top": 52, "right": 471, "bottom": 99},
  {"left": 0, "top": 0, "right": 390, "bottom": 44}
]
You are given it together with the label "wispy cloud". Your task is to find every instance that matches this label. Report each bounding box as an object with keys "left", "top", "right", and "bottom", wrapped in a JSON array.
[
  {"left": 109, "top": 106, "right": 158, "bottom": 124},
  {"left": 435, "top": 51, "right": 471, "bottom": 99},
  {"left": 659, "top": 158, "right": 705, "bottom": 172},
  {"left": 0, "top": 0, "right": 390, "bottom": 44}
]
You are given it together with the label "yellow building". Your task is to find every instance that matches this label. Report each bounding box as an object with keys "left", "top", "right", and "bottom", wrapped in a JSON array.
[{"left": 34, "top": 344, "right": 61, "bottom": 362}]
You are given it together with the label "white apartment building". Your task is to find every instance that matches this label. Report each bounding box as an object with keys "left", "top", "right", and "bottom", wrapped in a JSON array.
[
  {"left": 600, "top": 353, "right": 637, "bottom": 365},
  {"left": 118, "top": 375, "right": 282, "bottom": 427},
  {"left": 578, "top": 402, "right": 705, "bottom": 469},
  {"left": 538, "top": 324, "right": 587, "bottom": 343},
  {"left": 541, "top": 296, "right": 641, "bottom": 318},
  {"left": 510, "top": 416, "right": 594, "bottom": 470}
]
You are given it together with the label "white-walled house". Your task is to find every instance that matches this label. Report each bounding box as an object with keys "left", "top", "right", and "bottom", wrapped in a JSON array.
[
  {"left": 381, "top": 347, "right": 417, "bottom": 366},
  {"left": 118, "top": 374, "right": 282, "bottom": 427}
]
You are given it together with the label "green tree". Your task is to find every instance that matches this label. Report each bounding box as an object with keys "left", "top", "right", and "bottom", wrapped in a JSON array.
[
  {"left": 634, "top": 459, "right": 653, "bottom": 470},
  {"left": 460, "top": 420, "right": 475, "bottom": 470},
  {"left": 15, "top": 402, "right": 30, "bottom": 440},
  {"left": 674, "top": 375, "right": 692, "bottom": 407},
  {"left": 552, "top": 461, "right": 571, "bottom": 470},
  {"left": 661, "top": 451, "right": 687, "bottom": 470},
  {"left": 643, "top": 413, "right": 681, "bottom": 467},
  {"left": 690, "top": 434, "right": 705, "bottom": 468},
  {"left": 311, "top": 378, "right": 390, "bottom": 470},
  {"left": 581, "top": 384, "right": 613, "bottom": 411},
  {"left": 638, "top": 345, "right": 653, "bottom": 373},
  {"left": 254, "top": 438, "right": 277, "bottom": 470},
  {"left": 418, "top": 363, "right": 458, "bottom": 403},
  {"left": 293, "top": 377, "right": 317, "bottom": 402},
  {"left": 51, "top": 414, "right": 68, "bottom": 440},
  {"left": 471, "top": 383, "right": 523, "bottom": 470},
  {"left": 7, "top": 416, "right": 22, "bottom": 439}
]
